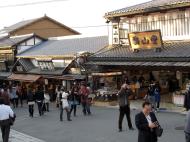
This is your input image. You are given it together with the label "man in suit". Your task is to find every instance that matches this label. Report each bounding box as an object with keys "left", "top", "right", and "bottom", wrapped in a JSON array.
[{"left": 135, "top": 102, "right": 159, "bottom": 142}]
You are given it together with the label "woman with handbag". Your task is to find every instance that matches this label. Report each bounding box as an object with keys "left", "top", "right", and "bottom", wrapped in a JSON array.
[
  {"left": 59, "top": 87, "right": 72, "bottom": 122},
  {"left": 135, "top": 102, "right": 162, "bottom": 142}
]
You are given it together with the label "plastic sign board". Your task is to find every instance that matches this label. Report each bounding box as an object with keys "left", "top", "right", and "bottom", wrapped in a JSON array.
[{"left": 128, "top": 30, "right": 163, "bottom": 49}]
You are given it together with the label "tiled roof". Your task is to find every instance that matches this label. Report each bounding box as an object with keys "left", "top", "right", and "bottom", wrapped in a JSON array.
[
  {"left": 17, "top": 36, "right": 109, "bottom": 58},
  {"left": 15, "top": 58, "right": 65, "bottom": 75},
  {"left": 89, "top": 41, "right": 190, "bottom": 61},
  {"left": 18, "top": 58, "right": 35, "bottom": 72},
  {"left": 105, "top": 0, "right": 190, "bottom": 18},
  {"left": 86, "top": 61, "right": 190, "bottom": 67},
  {"left": 0, "top": 34, "right": 38, "bottom": 47},
  {"left": 0, "top": 16, "right": 80, "bottom": 35},
  {"left": 0, "top": 19, "right": 38, "bottom": 34}
]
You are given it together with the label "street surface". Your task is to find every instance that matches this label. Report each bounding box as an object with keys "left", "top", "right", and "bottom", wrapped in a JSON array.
[{"left": 1, "top": 104, "right": 185, "bottom": 142}]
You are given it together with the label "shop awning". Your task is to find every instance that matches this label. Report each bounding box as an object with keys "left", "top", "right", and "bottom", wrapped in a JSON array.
[
  {"left": 44, "top": 74, "right": 86, "bottom": 80},
  {"left": 92, "top": 72, "right": 122, "bottom": 76},
  {"left": 0, "top": 72, "right": 11, "bottom": 80},
  {"left": 8, "top": 74, "right": 41, "bottom": 82}
]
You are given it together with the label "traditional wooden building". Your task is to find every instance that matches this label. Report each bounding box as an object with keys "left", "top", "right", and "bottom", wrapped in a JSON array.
[
  {"left": 0, "top": 15, "right": 80, "bottom": 38},
  {"left": 10, "top": 35, "right": 108, "bottom": 91},
  {"left": 87, "top": 0, "right": 190, "bottom": 104},
  {"left": 0, "top": 34, "right": 46, "bottom": 81}
]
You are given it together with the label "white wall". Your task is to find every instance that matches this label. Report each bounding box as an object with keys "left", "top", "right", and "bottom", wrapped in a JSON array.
[
  {"left": 110, "top": 9, "right": 190, "bottom": 44},
  {"left": 17, "top": 37, "right": 43, "bottom": 54}
]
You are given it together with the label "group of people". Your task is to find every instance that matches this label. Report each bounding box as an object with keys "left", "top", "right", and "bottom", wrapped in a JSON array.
[
  {"left": 118, "top": 83, "right": 162, "bottom": 142},
  {"left": 0, "top": 83, "right": 25, "bottom": 108},
  {"left": 57, "top": 82, "right": 92, "bottom": 121}
]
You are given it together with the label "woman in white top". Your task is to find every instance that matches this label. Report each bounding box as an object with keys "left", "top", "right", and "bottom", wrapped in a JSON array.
[
  {"left": 59, "top": 87, "right": 71, "bottom": 121},
  {"left": 44, "top": 90, "right": 50, "bottom": 112}
]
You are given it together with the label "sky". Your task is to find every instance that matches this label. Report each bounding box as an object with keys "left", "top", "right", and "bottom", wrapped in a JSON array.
[{"left": 0, "top": 0, "right": 149, "bottom": 36}]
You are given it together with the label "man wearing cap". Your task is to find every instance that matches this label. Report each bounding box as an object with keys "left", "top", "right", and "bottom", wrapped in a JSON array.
[{"left": 0, "top": 98, "right": 15, "bottom": 142}]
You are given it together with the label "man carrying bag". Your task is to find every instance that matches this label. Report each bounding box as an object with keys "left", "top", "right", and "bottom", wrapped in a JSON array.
[{"left": 0, "top": 98, "right": 15, "bottom": 142}]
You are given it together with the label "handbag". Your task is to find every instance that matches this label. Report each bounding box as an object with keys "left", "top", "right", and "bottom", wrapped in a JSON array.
[
  {"left": 155, "top": 125, "right": 163, "bottom": 137},
  {"left": 9, "top": 114, "right": 16, "bottom": 126}
]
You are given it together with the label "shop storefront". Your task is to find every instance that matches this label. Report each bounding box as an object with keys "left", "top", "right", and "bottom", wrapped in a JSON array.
[{"left": 87, "top": 30, "right": 190, "bottom": 104}]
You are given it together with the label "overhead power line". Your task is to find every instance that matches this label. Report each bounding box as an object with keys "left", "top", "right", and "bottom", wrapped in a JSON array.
[{"left": 0, "top": 0, "right": 69, "bottom": 8}]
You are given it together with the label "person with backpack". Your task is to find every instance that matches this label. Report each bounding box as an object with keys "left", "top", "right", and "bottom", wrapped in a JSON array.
[{"left": 59, "top": 87, "right": 71, "bottom": 121}]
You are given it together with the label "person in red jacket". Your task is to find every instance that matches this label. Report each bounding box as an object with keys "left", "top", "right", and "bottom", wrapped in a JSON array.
[{"left": 79, "top": 83, "right": 91, "bottom": 115}]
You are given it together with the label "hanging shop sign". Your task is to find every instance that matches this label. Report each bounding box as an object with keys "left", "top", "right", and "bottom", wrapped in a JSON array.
[{"left": 128, "top": 30, "right": 163, "bottom": 49}]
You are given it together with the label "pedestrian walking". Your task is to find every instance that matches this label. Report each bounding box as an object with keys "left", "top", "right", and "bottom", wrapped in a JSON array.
[
  {"left": 56, "top": 86, "right": 62, "bottom": 108},
  {"left": 184, "top": 87, "right": 190, "bottom": 111},
  {"left": 154, "top": 83, "right": 161, "bottom": 111},
  {"left": 60, "top": 87, "right": 71, "bottom": 121},
  {"left": 185, "top": 110, "right": 190, "bottom": 142},
  {"left": 16, "top": 84, "right": 23, "bottom": 107},
  {"left": 135, "top": 80, "right": 141, "bottom": 99},
  {"left": 8, "top": 85, "right": 18, "bottom": 108},
  {"left": 69, "top": 87, "right": 79, "bottom": 117},
  {"left": 147, "top": 84, "right": 156, "bottom": 110},
  {"left": 0, "top": 98, "right": 15, "bottom": 142},
  {"left": 135, "top": 102, "right": 160, "bottom": 142},
  {"left": 79, "top": 83, "right": 91, "bottom": 115},
  {"left": 44, "top": 90, "right": 50, "bottom": 112},
  {"left": 0, "top": 88, "right": 10, "bottom": 106},
  {"left": 27, "top": 88, "right": 35, "bottom": 117},
  {"left": 35, "top": 86, "right": 44, "bottom": 116},
  {"left": 118, "top": 84, "right": 134, "bottom": 132}
]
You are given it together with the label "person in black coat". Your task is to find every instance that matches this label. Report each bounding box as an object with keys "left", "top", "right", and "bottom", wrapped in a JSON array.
[
  {"left": 184, "top": 88, "right": 190, "bottom": 111},
  {"left": 35, "top": 86, "right": 44, "bottom": 116},
  {"left": 135, "top": 102, "right": 159, "bottom": 142},
  {"left": 27, "top": 88, "right": 35, "bottom": 117}
]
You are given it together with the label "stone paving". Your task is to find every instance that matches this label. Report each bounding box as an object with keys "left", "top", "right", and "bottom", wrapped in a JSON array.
[
  {"left": 7, "top": 104, "right": 185, "bottom": 142},
  {"left": 0, "top": 129, "right": 45, "bottom": 142}
]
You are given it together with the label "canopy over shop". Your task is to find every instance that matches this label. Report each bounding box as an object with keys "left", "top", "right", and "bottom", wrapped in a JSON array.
[{"left": 87, "top": 31, "right": 190, "bottom": 103}]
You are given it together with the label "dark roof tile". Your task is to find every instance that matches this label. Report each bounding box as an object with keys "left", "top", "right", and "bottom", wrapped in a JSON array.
[{"left": 106, "top": 0, "right": 190, "bottom": 18}]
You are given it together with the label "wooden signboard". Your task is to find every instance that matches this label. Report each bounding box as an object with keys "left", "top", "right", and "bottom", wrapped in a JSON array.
[{"left": 128, "top": 30, "right": 163, "bottom": 49}]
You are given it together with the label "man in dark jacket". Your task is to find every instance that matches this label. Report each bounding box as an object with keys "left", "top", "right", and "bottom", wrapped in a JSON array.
[
  {"left": 184, "top": 88, "right": 190, "bottom": 111},
  {"left": 35, "top": 86, "right": 44, "bottom": 116},
  {"left": 135, "top": 102, "right": 159, "bottom": 142},
  {"left": 118, "top": 84, "right": 134, "bottom": 132}
]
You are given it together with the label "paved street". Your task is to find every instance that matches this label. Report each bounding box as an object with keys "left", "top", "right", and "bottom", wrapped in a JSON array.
[{"left": 2, "top": 104, "right": 185, "bottom": 142}]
